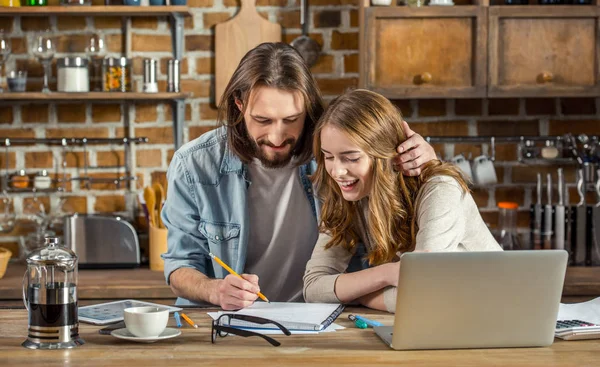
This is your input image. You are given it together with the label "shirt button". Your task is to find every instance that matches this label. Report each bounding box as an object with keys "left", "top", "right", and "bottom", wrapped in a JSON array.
[
  {"left": 307, "top": 188, "right": 312, "bottom": 193},
  {"left": 215, "top": 236, "right": 220, "bottom": 240}
]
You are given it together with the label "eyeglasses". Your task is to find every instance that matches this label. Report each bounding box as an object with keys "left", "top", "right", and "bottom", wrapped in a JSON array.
[{"left": 211, "top": 314, "right": 291, "bottom": 347}]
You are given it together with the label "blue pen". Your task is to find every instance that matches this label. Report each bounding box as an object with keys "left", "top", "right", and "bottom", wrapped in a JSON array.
[
  {"left": 174, "top": 312, "right": 182, "bottom": 328},
  {"left": 354, "top": 314, "right": 383, "bottom": 327}
]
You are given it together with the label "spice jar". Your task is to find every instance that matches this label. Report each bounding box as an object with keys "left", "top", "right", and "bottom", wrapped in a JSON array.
[
  {"left": 103, "top": 57, "right": 132, "bottom": 92},
  {"left": 57, "top": 57, "right": 90, "bottom": 92},
  {"left": 34, "top": 170, "right": 52, "bottom": 190},
  {"left": 10, "top": 170, "right": 30, "bottom": 189}
]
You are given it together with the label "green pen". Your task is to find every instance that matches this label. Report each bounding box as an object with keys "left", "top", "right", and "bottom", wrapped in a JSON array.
[{"left": 348, "top": 314, "right": 368, "bottom": 329}]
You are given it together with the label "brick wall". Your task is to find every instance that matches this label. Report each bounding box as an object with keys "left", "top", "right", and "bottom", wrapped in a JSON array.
[{"left": 1, "top": 1, "right": 599, "bottom": 256}]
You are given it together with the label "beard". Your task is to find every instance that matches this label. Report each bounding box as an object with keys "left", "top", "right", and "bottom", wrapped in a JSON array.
[{"left": 250, "top": 136, "right": 297, "bottom": 168}]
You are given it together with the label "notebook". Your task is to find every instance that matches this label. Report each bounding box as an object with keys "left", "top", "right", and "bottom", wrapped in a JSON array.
[{"left": 215, "top": 302, "right": 344, "bottom": 331}]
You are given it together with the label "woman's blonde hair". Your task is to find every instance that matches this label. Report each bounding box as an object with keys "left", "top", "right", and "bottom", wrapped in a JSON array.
[{"left": 312, "top": 89, "right": 469, "bottom": 265}]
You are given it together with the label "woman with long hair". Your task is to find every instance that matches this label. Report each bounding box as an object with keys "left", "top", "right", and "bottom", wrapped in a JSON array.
[{"left": 303, "top": 89, "right": 501, "bottom": 313}]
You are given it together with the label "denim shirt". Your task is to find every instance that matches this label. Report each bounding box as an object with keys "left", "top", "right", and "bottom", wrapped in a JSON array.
[{"left": 160, "top": 127, "right": 321, "bottom": 305}]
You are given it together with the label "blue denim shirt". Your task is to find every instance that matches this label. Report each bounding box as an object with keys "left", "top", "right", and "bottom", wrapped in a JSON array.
[{"left": 160, "top": 127, "right": 323, "bottom": 305}]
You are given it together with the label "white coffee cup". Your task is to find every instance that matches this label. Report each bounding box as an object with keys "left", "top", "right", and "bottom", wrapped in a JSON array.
[
  {"left": 471, "top": 155, "right": 498, "bottom": 186},
  {"left": 451, "top": 154, "right": 473, "bottom": 182},
  {"left": 123, "top": 306, "right": 169, "bottom": 338}
]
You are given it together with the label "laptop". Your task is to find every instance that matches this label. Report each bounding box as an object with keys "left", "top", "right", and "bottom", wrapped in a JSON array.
[{"left": 374, "top": 250, "right": 568, "bottom": 350}]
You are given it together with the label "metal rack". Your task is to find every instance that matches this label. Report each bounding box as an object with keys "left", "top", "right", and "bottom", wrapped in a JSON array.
[{"left": 1, "top": 137, "right": 148, "bottom": 194}]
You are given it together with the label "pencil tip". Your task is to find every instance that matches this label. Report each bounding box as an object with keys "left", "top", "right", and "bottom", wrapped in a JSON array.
[{"left": 194, "top": 325, "right": 199, "bottom": 328}]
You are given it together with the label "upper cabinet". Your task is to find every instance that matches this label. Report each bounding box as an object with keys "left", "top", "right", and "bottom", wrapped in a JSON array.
[
  {"left": 359, "top": 2, "right": 600, "bottom": 99},
  {"left": 488, "top": 6, "right": 600, "bottom": 97},
  {"left": 360, "top": 6, "right": 487, "bottom": 98}
]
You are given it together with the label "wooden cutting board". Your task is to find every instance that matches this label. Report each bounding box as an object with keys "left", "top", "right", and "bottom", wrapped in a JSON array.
[{"left": 215, "top": 0, "right": 282, "bottom": 103}]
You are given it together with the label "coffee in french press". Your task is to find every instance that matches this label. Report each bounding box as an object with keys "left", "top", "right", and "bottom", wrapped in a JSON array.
[{"left": 22, "top": 237, "right": 84, "bottom": 349}]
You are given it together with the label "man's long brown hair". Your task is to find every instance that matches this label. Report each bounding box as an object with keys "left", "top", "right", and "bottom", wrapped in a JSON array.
[
  {"left": 217, "top": 42, "right": 324, "bottom": 166},
  {"left": 312, "top": 89, "right": 469, "bottom": 265}
]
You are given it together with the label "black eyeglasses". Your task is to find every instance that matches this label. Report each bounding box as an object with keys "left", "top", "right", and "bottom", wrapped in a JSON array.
[{"left": 211, "top": 314, "right": 291, "bottom": 347}]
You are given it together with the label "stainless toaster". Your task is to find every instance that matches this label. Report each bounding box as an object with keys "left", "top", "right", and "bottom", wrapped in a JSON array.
[{"left": 64, "top": 214, "right": 140, "bottom": 269}]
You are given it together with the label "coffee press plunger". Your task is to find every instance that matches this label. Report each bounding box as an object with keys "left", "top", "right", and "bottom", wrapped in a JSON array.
[{"left": 22, "top": 237, "right": 84, "bottom": 349}]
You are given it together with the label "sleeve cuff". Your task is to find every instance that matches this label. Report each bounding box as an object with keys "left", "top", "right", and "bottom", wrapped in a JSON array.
[
  {"left": 162, "top": 257, "right": 207, "bottom": 286},
  {"left": 383, "top": 286, "right": 398, "bottom": 313},
  {"left": 303, "top": 274, "right": 342, "bottom": 304}
]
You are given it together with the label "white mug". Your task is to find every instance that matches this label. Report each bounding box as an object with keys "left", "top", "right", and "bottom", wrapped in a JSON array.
[
  {"left": 123, "top": 306, "right": 169, "bottom": 338},
  {"left": 471, "top": 155, "right": 498, "bottom": 186},
  {"left": 451, "top": 154, "right": 473, "bottom": 182}
]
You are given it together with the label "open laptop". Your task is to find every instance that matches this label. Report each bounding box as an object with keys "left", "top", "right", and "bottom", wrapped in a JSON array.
[{"left": 374, "top": 250, "right": 568, "bottom": 350}]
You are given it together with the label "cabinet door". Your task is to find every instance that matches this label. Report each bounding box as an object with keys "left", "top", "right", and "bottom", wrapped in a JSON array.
[
  {"left": 489, "top": 6, "right": 600, "bottom": 98},
  {"left": 359, "top": 7, "right": 487, "bottom": 99}
]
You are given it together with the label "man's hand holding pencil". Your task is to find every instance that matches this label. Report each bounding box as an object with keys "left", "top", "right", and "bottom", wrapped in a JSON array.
[{"left": 210, "top": 253, "right": 270, "bottom": 311}]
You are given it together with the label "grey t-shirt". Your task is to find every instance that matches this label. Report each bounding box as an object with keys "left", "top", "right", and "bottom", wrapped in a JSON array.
[{"left": 244, "top": 159, "right": 318, "bottom": 302}]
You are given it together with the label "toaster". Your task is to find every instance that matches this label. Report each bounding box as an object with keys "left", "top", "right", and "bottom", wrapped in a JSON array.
[{"left": 64, "top": 214, "right": 140, "bottom": 269}]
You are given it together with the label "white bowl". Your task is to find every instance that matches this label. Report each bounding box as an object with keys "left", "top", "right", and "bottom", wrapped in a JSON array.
[{"left": 123, "top": 306, "right": 169, "bottom": 338}]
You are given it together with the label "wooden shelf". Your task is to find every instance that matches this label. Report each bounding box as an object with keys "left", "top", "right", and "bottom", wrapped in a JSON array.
[
  {"left": 0, "top": 5, "right": 191, "bottom": 17},
  {"left": 0, "top": 92, "right": 190, "bottom": 102}
]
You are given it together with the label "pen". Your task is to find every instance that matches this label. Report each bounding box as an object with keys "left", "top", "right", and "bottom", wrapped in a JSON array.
[
  {"left": 349, "top": 314, "right": 383, "bottom": 328},
  {"left": 209, "top": 252, "right": 270, "bottom": 303},
  {"left": 180, "top": 312, "right": 198, "bottom": 328},
  {"left": 174, "top": 312, "right": 182, "bottom": 328}
]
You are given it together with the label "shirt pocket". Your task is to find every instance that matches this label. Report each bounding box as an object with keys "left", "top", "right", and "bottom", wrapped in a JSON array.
[{"left": 198, "top": 220, "right": 241, "bottom": 248}]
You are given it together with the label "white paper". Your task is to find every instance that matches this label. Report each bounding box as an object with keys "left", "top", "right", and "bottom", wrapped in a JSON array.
[{"left": 557, "top": 296, "right": 600, "bottom": 324}]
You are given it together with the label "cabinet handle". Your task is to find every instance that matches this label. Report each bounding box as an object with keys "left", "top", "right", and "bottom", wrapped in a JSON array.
[
  {"left": 420, "top": 72, "right": 432, "bottom": 84},
  {"left": 537, "top": 72, "right": 554, "bottom": 84}
]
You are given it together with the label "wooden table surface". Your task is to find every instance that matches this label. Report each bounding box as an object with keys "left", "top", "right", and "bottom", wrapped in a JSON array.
[
  {"left": 1, "top": 308, "right": 599, "bottom": 366},
  {"left": 2, "top": 265, "right": 600, "bottom": 303}
]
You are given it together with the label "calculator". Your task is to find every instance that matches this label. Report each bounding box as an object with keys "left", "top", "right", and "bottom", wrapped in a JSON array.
[
  {"left": 555, "top": 320, "right": 600, "bottom": 341},
  {"left": 79, "top": 300, "right": 182, "bottom": 325}
]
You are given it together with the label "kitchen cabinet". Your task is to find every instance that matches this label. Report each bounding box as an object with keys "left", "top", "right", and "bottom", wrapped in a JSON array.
[
  {"left": 489, "top": 6, "right": 600, "bottom": 98},
  {"left": 359, "top": 5, "right": 487, "bottom": 98},
  {"left": 359, "top": 2, "right": 600, "bottom": 99}
]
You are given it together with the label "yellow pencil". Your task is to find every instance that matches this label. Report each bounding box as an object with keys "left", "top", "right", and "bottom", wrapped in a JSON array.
[
  {"left": 180, "top": 312, "right": 198, "bottom": 328},
  {"left": 209, "top": 252, "right": 270, "bottom": 303}
]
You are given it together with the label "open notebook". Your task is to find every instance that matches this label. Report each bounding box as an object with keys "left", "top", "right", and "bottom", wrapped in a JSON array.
[{"left": 216, "top": 302, "right": 344, "bottom": 331}]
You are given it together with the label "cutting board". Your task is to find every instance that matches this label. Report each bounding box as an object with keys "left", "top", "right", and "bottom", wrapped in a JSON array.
[{"left": 215, "top": 0, "right": 282, "bottom": 103}]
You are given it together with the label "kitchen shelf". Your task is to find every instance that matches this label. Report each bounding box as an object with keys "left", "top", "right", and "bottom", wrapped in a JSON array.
[
  {"left": 0, "top": 92, "right": 190, "bottom": 102},
  {"left": 0, "top": 6, "right": 192, "bottom": 17}
]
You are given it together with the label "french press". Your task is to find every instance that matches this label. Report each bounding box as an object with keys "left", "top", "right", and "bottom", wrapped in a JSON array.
[{"left": 22, "top": 237, "right": 84, "bottom": 349}]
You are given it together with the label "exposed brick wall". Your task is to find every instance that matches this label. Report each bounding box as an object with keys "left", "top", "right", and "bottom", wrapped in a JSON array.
[{"left": 1, "top": 1, "right": 599, "bottom": 256}]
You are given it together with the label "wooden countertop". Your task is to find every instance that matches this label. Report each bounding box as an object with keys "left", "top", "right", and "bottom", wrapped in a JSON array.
[
  {"left": 0, "top": 265, "right": 174, "bottom": 301},
  {"left": 1, "top": 308, "right": 599, "bottom": 366},
  {"left": 1, "top": 265, "right": 600, "bottom": 302}
]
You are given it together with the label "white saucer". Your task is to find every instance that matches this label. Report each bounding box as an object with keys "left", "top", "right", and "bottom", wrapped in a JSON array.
[
  {"left": 429, "top": 1, "right": 454, "bottom": 5},
  {"left": 111, "top": 327, "right": 181, "bottom": 343}
]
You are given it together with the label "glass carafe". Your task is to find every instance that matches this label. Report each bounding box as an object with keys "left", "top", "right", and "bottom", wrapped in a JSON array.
[
  {"left": 496, "top": 202, "right": 521, "bottom": 251},
  {"left": 21, "top": 237, "right": 84, "bottom": 349}
]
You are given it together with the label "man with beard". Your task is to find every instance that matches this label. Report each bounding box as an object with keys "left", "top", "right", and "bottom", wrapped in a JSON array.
[{"left": 161, "top": 43, "right": 437, "bottom": 310}]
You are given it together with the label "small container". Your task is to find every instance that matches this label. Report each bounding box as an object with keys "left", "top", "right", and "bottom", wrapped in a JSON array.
[
  {"left": 103, "top": 57, "right": 132, "bottom": 92},
  {"left": 143, "top": 58, "right": 158, "bottom": 93},
  {"left": 57, "top": 57, "right": 89, "bottom": 93},
  {"left": 34, "top": 170, "right": 52, "bottom": 190},
  {"left": 167, "top": 59, "right": 180, "bottom": 93},
  {"left": 60, "top": 0, "right": 92, "bottom": 4},
  {"left": 10, "top": 170, "right": 29, "bottom": 189},
  {"left": 7, "top": 70, "right": 27, "bottom": 92},
  {"left": 541, "top": 140, "right": 559, "bottom": 159}
]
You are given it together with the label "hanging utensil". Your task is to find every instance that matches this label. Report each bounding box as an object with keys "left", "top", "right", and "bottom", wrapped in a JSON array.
[
  {"left": 574, "top": 169, "right": 587, "bottom": 265},
  {"left": 592, "top": 168, "right": 600, "bottom": 266},
  {"left": 290, "top": 0, "right": 321, "bottom": 67},
  {"left": 531, "top": 173, "right": 543, "bottom": 250},
  {"left": 554, "top": 168, "right": 565, "bottom": 251},
  {"left": 543, "top": 173, "right": 553, "bottom": 250}
]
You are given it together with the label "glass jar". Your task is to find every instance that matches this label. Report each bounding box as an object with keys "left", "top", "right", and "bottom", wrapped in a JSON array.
[
  {"left": 103, "top": 57, "right": 132, "bottom": 92},
  {"left": 496, "top": 202, "right": 521, "bottom": 251},
  {"left": 57, "top": 57, "right": 89, "bottom": 92},
  {"left": 34, "top": 170, "right": 52, "bottom": 190},
  {"left": 0, "top": 0, "right": 21, "bottom": 6},
  {"left": 10, "top": 169, "right": 30, "bottom": 189}
]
